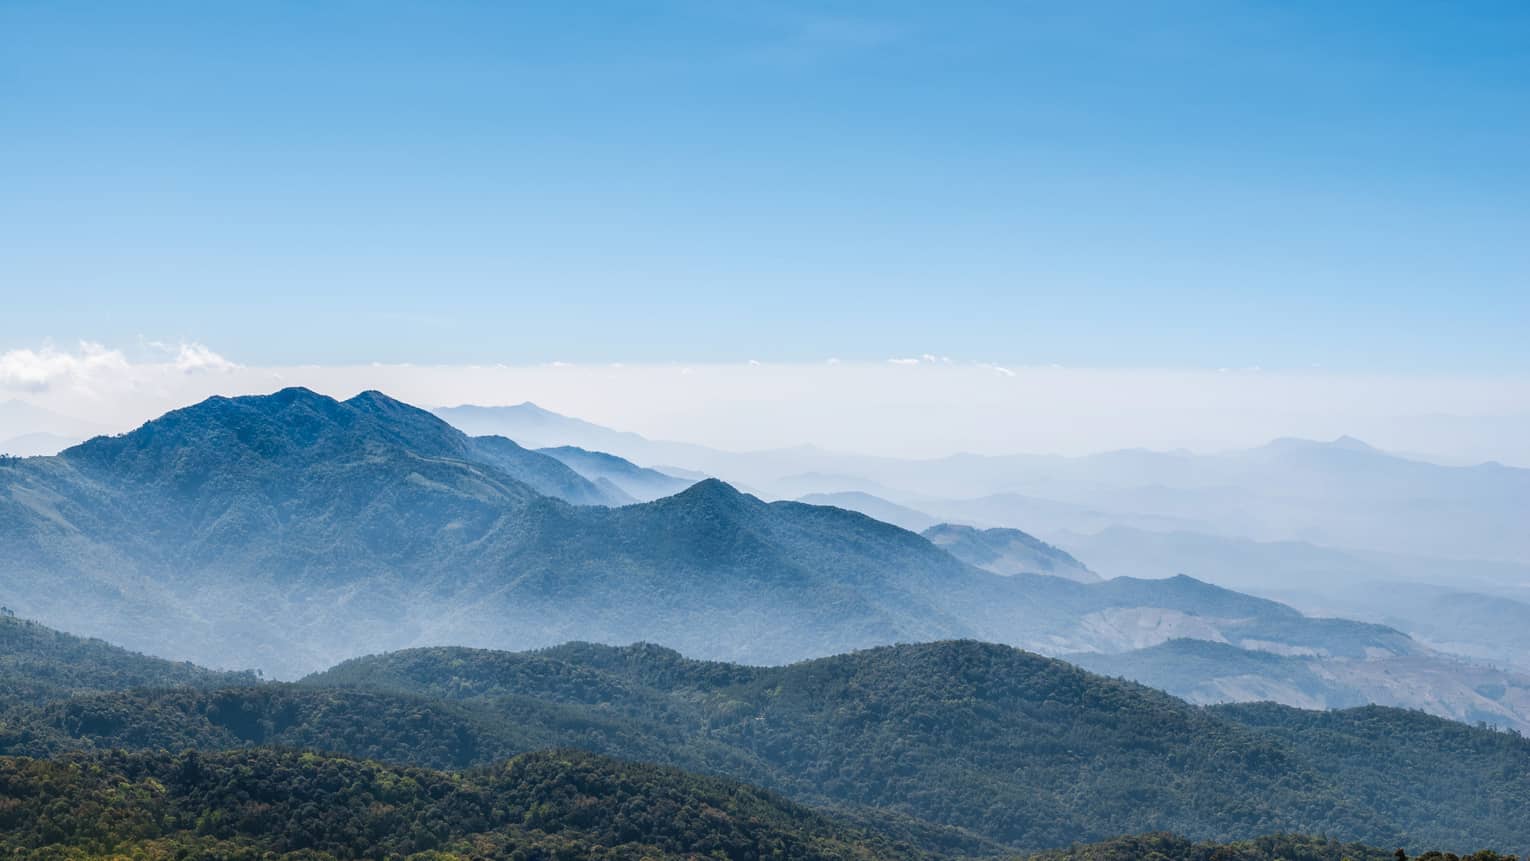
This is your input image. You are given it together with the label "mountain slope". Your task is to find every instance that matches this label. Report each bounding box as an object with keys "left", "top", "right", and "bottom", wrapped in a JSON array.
[
  {"left": 1026, "top": 833, "right": 1415, "bottom": 861},
  {"left": 0, "top": 613, "right": 257, "bottom": 705},
  {"left": 923, "top": 523, "right": 1098, "bottom": 582},
  {"left": 299, "top": 640, "right": 1530, "bottom": 851},
  {"left": 6, "top": 636, "right": 1530, "bottom": 851},
  {"left": 797, "top": 491, "right": 943, "bottom": 532},
  {"left": 0, "top": 748, "right": 930, "bottom": 861},
  {"left": 539, "top": 444, "right": 695, "bottom": 501},
  {"left": 1072, "top": 638, "right": 1530, "bottom": 728},
  {"left": 0, "top": 389, "right": 1426, "bottom": 683}
]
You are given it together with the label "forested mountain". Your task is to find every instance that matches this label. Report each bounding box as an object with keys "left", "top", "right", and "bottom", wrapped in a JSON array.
[
  {"left": 1027, "top": 834, "right": 1514, "bottom": 861},
  {"left": 0, "top": 748, "right": 939, "bottom": 860},
  {"left": 2, "top": 740, "right": 1500, "bottom": 861},
  {"left": 11, "top": 638, "right": 1495, "bottom": 851},
  {"left": 923, "top": 523, "right": 1098, "bottom": 582},
  {"left": 0, "top": 389, "right": 1415, "bottom": 681},
  {"left": 6, "top": 627, "right": 1530, "bottom": 852},
  {"left": 297, "top": 641, "right": 1530, "bottom": 850},
  {"left": 0, "top": 612, "right": 257, "bottom": 705}
]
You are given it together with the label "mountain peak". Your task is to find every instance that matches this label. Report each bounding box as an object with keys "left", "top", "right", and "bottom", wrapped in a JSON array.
[
  {"left": 1258, "top": 435, "right": 1380, "bottom": 456},
  {"left": 268, "top": 385, "right": 324, "bottom": 401},
  {"left": 652, "top": 477, "right": 766, "bottom": 517},
  {"left": 675, "top": 477, "right": 746, "bottom": 501},
  {"left": 1329, "top": 434, "right": 1377, "bottom": 451}
]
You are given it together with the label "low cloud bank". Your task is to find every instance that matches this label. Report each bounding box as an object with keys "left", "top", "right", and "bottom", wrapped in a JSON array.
[{"left": 2, "top": 341, "right": 1527, "bottom": 464}]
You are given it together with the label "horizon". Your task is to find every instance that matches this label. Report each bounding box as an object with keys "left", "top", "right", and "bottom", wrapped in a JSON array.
[
  {"left": 5, "top": 3, "right": 1528, "bottom": 463},
  {"left": 7, "top": 6, "right": 1530, "bottom": 853},
  {"left": 5, "top": 1, "right": 1523, "bottom": 464},
  {"left": 4, "top": 371, "right": 1527, "bottom": 468}
]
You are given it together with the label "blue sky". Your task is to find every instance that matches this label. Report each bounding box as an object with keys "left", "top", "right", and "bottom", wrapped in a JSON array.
[{"left": 3, "top": 1, "right": 1528, "bottom": 372}]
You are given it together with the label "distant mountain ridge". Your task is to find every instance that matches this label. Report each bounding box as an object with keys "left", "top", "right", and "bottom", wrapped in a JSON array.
[
  {"left": 434, "top": 402, "right": 1530, "bottom": 564},
  {"left": 1072, "top": 638, "right": 1530, "bottom": 728},
  {"left": 796, "top": 491, "right": 943, "bottom": 532},
  {"left": 538, "top": 444, "right": 695, "bottom": 501},
  {"left": 0, "top": 387, "right": 1461, "bottom": 725},
  {"left": 924, "top": 523, "right": 1098, "bottom": 582}
]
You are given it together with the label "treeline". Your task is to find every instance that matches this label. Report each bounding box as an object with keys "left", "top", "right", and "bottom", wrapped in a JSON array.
[
  {"left": 0, "top": 747, "right": 943, "bottom": 860},
  {"left": 6, "top": 624, "right": 1530, "bottom": 854},
  {"left": 0, "top": 613, "right": 257, "bottom": 705},
  {"left": 1, "top": 749, "right": 1515, "bottom": 861},
  {"left": 1029, "top": 833, "right": 1519, "bottom": 861}
]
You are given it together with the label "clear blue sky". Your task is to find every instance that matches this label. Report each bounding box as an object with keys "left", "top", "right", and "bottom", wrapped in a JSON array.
[{"left": 2, "top": 1, "right": 1527, "bottom": 372}]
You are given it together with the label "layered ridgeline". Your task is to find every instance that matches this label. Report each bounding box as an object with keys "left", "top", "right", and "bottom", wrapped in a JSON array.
[
  {"left": 0, "top": 387, "right": 1419, "bottom": 680},
  {"left": 430, "top": 403, "right": 1530, "bottom": 565},
  {"left": 923, "top": 523, "right": 1098, "bottom": 582},
  {"left": 539, "top": 444, "right": 696, "bottom": 501},
  {"left": 1071, "top": 639, "right": 1530, "bottom": 729},
  {"left": 5, "top": 622, "right": 1530, "bottom": 853}
]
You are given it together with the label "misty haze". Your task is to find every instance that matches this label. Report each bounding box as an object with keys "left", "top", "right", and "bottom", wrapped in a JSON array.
[{"left": 2, "top": 4, "right": 1528, "bottom": 861}]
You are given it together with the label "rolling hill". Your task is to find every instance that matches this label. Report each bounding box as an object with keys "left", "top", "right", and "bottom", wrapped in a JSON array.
[
  {"left": 0, "top": 611, "right": 257, "bottom": 705},
  {"left": 5, "top": 616, "right": 1529, "bottom": 853},
  {"left": 0, "top": 747, "right": 936, "bottom": 860},
  {"left": 10, "top": 637, "right": 1530, "bottom": 851}
]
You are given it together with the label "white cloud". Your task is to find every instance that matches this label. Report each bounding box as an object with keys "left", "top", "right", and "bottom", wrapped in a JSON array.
[
  {"left": 888, "top": 357, "right": 921, "bottom": 365},
  {"left": 3, "top": 343, "right": 1528, "bottom": 464},
  {"left": 0, "top": 342, "right": 130, "bottom": 392},
  {"left": 173, "top": 342, "right": 238, "bottom": 373}
]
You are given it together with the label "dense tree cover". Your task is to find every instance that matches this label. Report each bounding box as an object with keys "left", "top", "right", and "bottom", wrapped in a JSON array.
[
  {"left": 310, "top": 641, "right": 1530, "bottom": 850},
  {"left": 1026, "top": 833, "right": 1521, "bottom": 861},
  {"left": 6, "top": 631, "right": 1530, "bottom": 853},
  {"left": 1209, "top": 703, "right": 1530, "bottom": 844},
  {"left": 0, "top": 745, "right": 1515, "bottom": 860},
  {"left": 0, "top": 614, "right": 257, "bottom": 705},
  {"left": 0, "top": 684, "right": 739, "bottom": 776},
  {"left": 307, "top": 639, "right": 1530, "bottom": 850},
  {"left": 0, "top": 748, "right": 934, "bottom": 860}
]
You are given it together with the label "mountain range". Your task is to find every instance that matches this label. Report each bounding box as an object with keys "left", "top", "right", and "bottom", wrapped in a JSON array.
[
  {"left": 4, "top": 617, "right": 1529, "bottom": 854},
  {"left": 923, "top": 523, "right": 1098, "bottom": 582},
  {"left": 4, "top": 387, "right": 1525, "bottom": 735},
  {"left": 430, "top": 403, "right": 1530, "bottom": 565}
]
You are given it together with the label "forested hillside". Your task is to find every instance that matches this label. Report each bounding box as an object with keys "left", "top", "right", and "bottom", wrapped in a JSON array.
[
  {"left": 0, "top": 612, "right": 257, "bottom": 704},
  {"left": 303, "top": 640, "right": 1530, "bottom": 850},
  {"left": 0, "top": 748, "right": 934, "bottom": 860},
  {"left": 6, "top": 634, "right": 1527, "bottom": 851},
  {"left": 1027, "top": 834, "right": 1519, "bottom": 861}
]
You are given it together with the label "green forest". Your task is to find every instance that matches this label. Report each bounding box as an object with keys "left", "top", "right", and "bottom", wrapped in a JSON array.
[{"left": 4, "top": 616, "right": 1530, "bottom": 858}]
